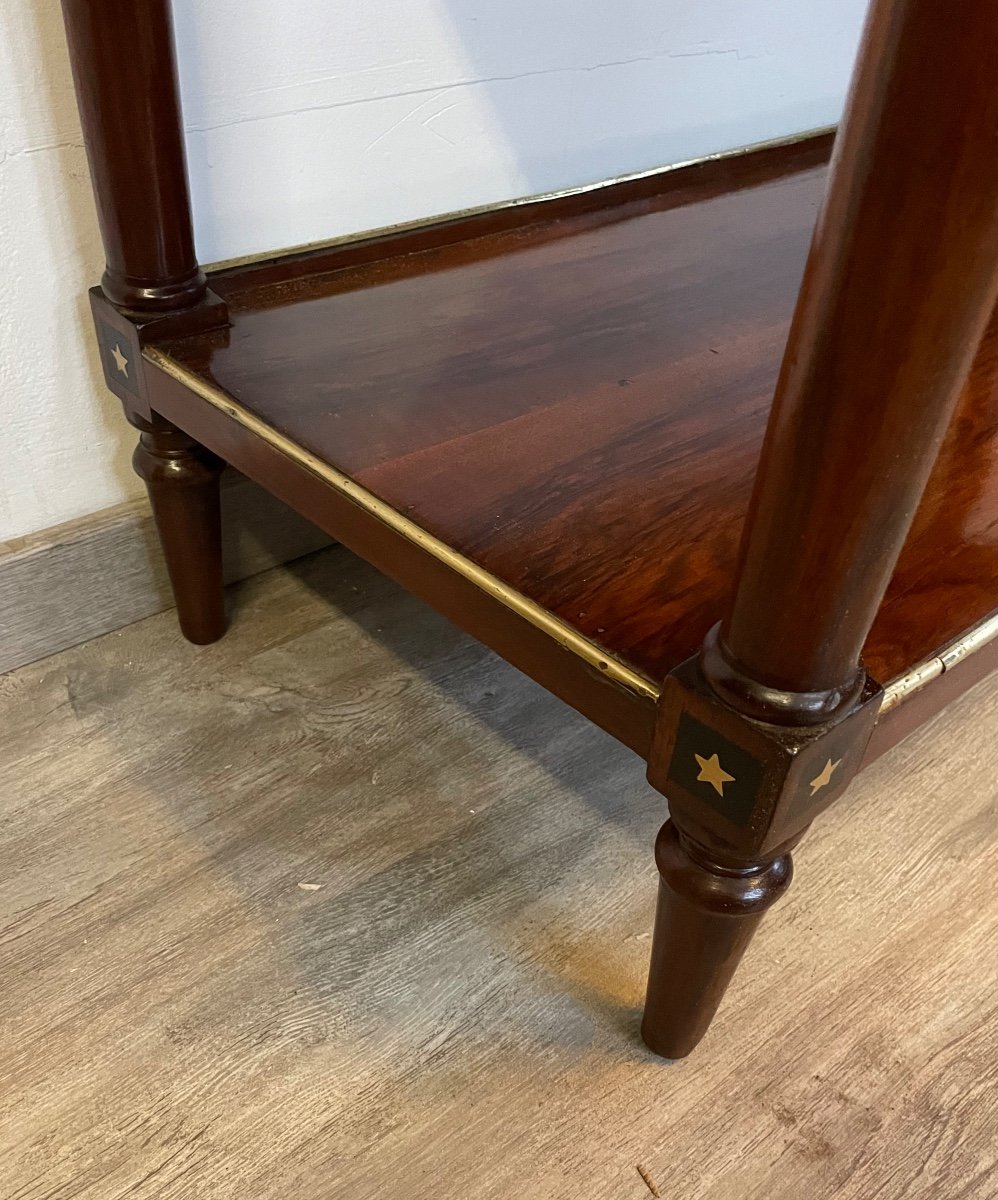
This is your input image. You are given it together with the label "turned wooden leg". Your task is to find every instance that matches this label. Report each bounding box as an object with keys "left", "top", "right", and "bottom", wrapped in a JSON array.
[
  {"left": 131, "top": 415, "right": 226, "bottom": 644},
  {"left": 63, "top": 0, "right": 231, "bottom": 641},
  {"left": 641, "top": 650, "right": 883, "bottom": 1059},
  {"left": 641, "top": 821, "right": 793, "bottom": 1058},
  {"left": 640, "top": 0, "right": 998, "bottom": 1058}
]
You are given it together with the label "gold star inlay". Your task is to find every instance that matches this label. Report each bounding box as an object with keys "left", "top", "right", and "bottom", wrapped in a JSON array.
[
  {"left": 111, "top": 343, "right": 129, "bottom": 377},
  {"left": 809, "top": 758, "right": 841, "bottom": 796},
  {"left": 694, "top": 752, "right": 735, "bottom": 797}
]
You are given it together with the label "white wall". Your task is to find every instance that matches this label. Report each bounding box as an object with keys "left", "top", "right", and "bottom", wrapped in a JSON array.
[{"left": 0, "top": 0, "right": 868, "bottom": 542}]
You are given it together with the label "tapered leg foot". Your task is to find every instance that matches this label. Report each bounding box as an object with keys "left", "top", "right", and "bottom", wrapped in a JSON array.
[
  {"left": 641, "top": 821, "right": 793, "bottom": 1058},
  {"left": 131, "top": 415, "right": 226, "bottom": 644}
]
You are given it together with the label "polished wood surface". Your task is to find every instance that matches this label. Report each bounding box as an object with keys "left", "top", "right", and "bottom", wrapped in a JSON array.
[
  {"left": 61, "top": 0, "right": 234, "bottom": 650},
  {"left": 143, "top": 356, "right": 658, "bottom": 755},
  {"left": 719, "top": 0, "right": 998, "bottom": 710},
  {"left": 60, "top": 0, "right": 207, "bottom": 311},
  {"left": 642, "top": 0, "right": 998, "bottom": 1058},
  {"left": 157, "top": 136, "right": 998, "bottom": 697},
  {"left": 130, "top": 414, "right": 227, "bottom": 645},
  {"left": 641, "top": 821, "right": 794, "bottom": 1058}
]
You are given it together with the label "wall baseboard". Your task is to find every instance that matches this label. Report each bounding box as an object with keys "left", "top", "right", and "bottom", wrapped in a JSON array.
[{"left": 0, "top": 472, "right": 332, "bottom": 675}]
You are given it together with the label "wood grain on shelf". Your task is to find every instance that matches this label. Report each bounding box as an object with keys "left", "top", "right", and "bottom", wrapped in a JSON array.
[{"left": 157, "top": 137, "right": 998, "bottom": 698}]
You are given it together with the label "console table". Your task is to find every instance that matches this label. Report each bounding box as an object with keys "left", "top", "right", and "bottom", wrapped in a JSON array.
[{"left": 60, "top": 0, "right": 998, "bottom": 1057}]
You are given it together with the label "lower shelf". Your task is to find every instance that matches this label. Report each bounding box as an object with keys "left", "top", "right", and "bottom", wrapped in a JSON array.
[{"left": 141, "top": 130, "right": 998, "bottom": 756}]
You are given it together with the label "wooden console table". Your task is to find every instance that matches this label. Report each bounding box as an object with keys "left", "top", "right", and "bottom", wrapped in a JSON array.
[{"left": 60, "top": 0, "right": 998, "bottom": 1056}]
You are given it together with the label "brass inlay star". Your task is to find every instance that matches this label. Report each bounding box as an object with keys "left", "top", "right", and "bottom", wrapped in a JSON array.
[
  {"left": 111, "top": 343, "right": 129, "bottom": 377},
  {"left": 694, "top": 752, "right": 735, "bottom": 797},
  {"left": 809, "top": 758, "right": 841, "bottom": 796}
]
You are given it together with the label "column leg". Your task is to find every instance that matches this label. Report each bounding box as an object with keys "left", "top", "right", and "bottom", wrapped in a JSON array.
[
  {"left": 132, "top": 415, "right": 226, "bottom": 645},
  {"left": 642, "top": 0, "right": 998, "bottom": 1058},
  {"left": 641, "top": 821, "right": 793, "bottom": 1058}
]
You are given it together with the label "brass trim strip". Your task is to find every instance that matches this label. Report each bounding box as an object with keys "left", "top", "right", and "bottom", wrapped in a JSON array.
[
  {"left": 880, "top": 609, "right": 998, "bottom": 712},
  {"left": 202, "top": 126, "right": 836, "bottom": 276},
  {"left": 144, "top": 347, "right": 660, "bottom": 703},
  {"left": 879, "top": 658, "right": 944, "bottom": 713},
  {"left": 939, "top": 610, "right": 998, "bottom": 669},
  {"left": 144, "top": 344, "right": 998, "bottom": 718},
  {"left": 143, "top": 346, "right": 998, "bottom": 716}
]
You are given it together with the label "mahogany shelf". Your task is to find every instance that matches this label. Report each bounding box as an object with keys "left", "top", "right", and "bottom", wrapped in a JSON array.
[{"left": 141, "top": 131, "right": 998, "bottom": 759}]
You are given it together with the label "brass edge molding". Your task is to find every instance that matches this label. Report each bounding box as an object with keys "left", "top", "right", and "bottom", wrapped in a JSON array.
[
  {"left": 879, "top": 659, "right": 943, "bottom": 713},
  {"left": 202, "top": 126, "right": 837, "bottom": 276},
  {"left": 880, "top": 609, "right": 998, "bottom": 712},
  {"left": 145, "top": 353, "right": 998, "bottom": 721},
  {"left": 939, "top": 610, "right": 998, "bottom": 669},
  {"left": 144, "top": 348, "right": 660, "bottom": 703},
  {"left": 143, "top": 347, "right": 998, "bottom": 718}
]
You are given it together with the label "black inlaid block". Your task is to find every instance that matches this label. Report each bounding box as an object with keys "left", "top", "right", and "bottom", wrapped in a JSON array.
[
  {"left": 648, "top": 658, "right": 884, "bottom": 855},
  {"left": 98, "top": 321, "right": 139, "bottom": 397},
  {"left": 783, "top": 732, "right": 861, "bottom": 823},
  {"left": 667, "top": 712, "right": 764, "bottom": 828}
]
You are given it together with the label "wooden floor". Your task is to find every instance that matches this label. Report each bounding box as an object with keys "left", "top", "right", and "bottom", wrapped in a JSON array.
[{"left": 2, "top": 543, "right": 997, "bottom": 1199}]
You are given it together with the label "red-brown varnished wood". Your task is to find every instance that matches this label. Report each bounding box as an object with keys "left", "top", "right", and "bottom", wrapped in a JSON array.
[
  {"left": 154, "top": 134, "right": 998, "bottom": 707},
  {"left": 641, "top": 822, "right": 795, "bottom": 1059},
  {"left": 642, "top": 0, "right": 998, "bottom": 1059},
  {"left": 141, "top": 357, "right": 657, "bottom": 754},
  {"left": 60, "top": 0, "right": 230, "bottom": 648},
  {"left": 716, "top": 0, "right": 998, "bottom": 713},
  {"left": 60, "top": 0, "right": 207, "bottom": 311},
  {"left": 130, "top": 414, "right": 227, "bottom": 646}
]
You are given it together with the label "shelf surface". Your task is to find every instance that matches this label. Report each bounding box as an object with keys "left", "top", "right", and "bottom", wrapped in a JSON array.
[{"left": 160, "top": 134, "right": 998, "bottom": 695}]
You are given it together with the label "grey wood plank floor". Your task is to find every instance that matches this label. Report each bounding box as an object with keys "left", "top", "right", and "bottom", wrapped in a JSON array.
[{"left": 1, "top": 544, "right": 996, "bottom": 1200}]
